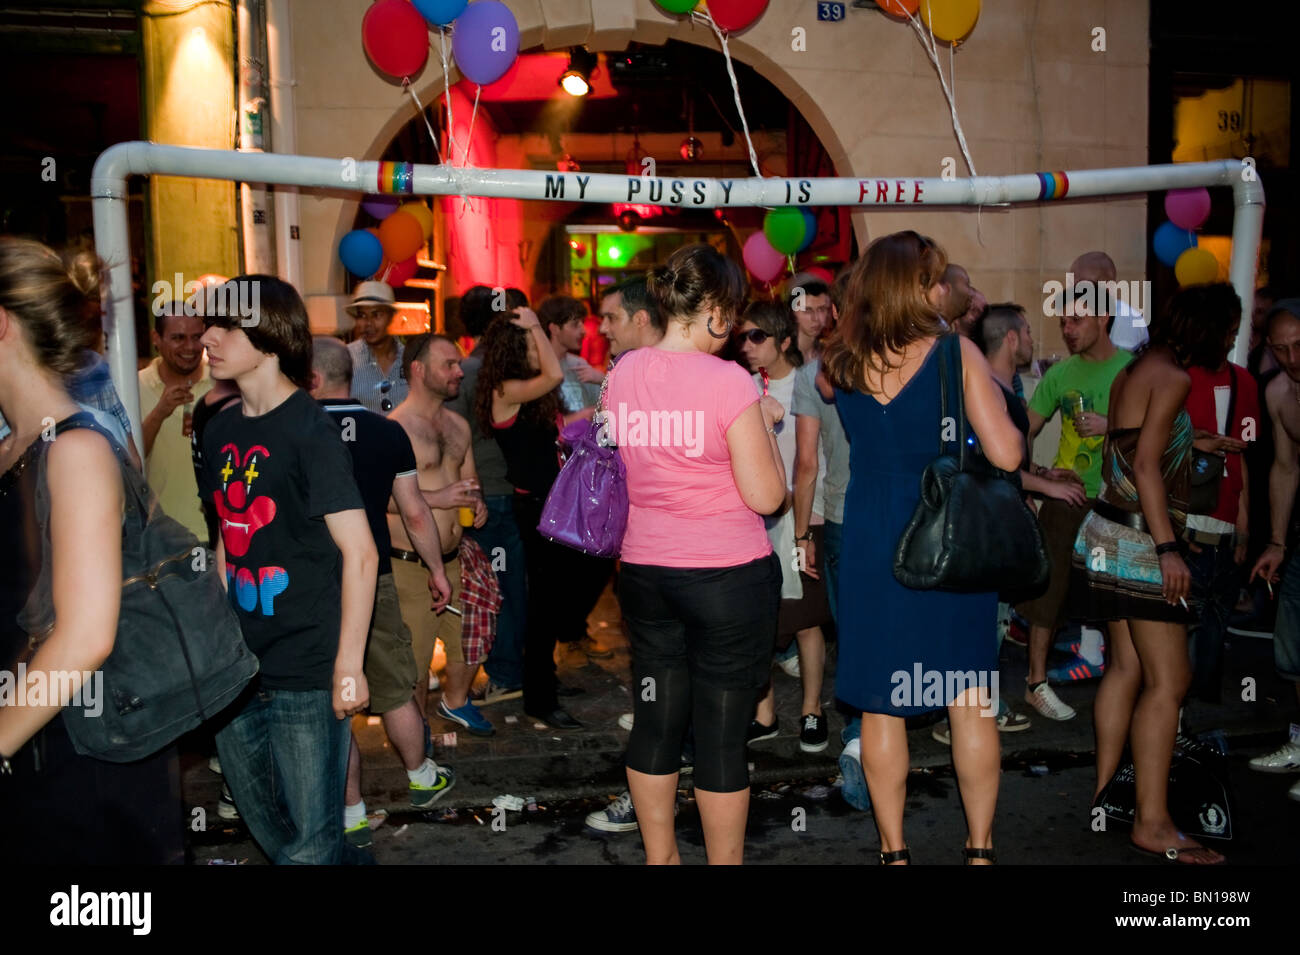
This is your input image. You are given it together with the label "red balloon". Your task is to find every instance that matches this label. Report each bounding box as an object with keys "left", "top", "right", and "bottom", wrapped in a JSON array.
[
  {"left": 804, "top": 266, "right": 836, "bottom": 285},
  {"left": 363, "top": 0, "right": 430, "bottom": 79},
  {"left": 378, "top": 209, "right": 425, "bottom": 262},
  {"left": 708, "top": 0, "right": 769, "bottom": 32},
  {"left": 878, "top": 0, "right": 919, "bottom": 20},
  {"left": 385, "top": 255, "right": 420, "bottom": 287}
]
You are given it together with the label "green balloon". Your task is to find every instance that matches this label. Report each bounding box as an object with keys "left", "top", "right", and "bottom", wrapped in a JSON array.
[
  {"left": 654, "top": 0, "right": 699, "bottom": 12},
  {"left": 764, "top": 207, "right": 806, "bottom": 255}
]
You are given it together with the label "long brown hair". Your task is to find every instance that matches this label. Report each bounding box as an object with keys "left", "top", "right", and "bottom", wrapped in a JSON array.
[
  {"left": 821, "top": 231, "right": 948, "bottom": 393},
  {"left": 474, "top": 314, "right": 560, "bottom": 435}
]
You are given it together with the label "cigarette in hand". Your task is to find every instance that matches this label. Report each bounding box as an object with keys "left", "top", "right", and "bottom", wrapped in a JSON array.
[
  {"left": 1268, "top": 580, "right": 1275, "bottom": 598},
  {"left": 443, "top": 604, "right": 462, "bottom": 616},
  {"left": 1178, "top": 597, "right": 1189, "bottom": 610}
]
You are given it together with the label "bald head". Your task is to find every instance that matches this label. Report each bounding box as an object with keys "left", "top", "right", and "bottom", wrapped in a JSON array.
[
  {"left": 311, "top": 335, "right": 353, "bottom": 398},
  {"left": 1070, "top": 251, "right": 1117, "bottom": 284}
]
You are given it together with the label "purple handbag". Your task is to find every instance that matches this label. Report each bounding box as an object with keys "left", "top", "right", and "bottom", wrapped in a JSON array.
[{"left": 538, "top": 371, "right": 628, "bottom": 557}]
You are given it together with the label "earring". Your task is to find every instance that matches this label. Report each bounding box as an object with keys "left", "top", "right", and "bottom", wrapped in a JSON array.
[{"left": 706, "top": 310, "right": 730, "bottom": 340}]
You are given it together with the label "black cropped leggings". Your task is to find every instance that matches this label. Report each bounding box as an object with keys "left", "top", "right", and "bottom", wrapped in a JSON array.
[{"left": 619, "top": 552, "right": 781, "bottom": 793}]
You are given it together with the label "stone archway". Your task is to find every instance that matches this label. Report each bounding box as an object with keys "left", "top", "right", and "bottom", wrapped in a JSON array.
[{"left": 312, "top": 1, "right": 855, "bottom": 300}]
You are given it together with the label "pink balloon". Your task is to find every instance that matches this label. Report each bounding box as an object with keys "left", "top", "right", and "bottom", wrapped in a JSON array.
[
  {"left": 1164, "top": 188, "right": 1211, "bottom": 231},
  {"left": 385, "top": 255, "right": 419, "bottom": 287},
  {"left": 743, "top": 231, "right": 786, "bottom": 283}
]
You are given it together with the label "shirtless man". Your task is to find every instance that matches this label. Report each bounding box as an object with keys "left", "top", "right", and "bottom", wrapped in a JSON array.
[
  {"left": 1249, "top": 299, "right": 1300, "bottom": 801},
  {"left": 389, "top": 333, "right": 492, "bottom": 736}
]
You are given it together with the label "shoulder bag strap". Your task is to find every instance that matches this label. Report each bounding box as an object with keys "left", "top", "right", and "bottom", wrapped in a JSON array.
[{"left": 937, "top": 333, "right": 968, "bottom": 468}]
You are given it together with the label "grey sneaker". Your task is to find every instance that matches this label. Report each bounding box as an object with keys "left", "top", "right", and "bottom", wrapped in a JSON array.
[
  {"left": 1025, "top": 680, "right": 1076, "bottom": 721},
  {"left": 584, "top": 790, "right": 677, "bottom": 833},
  {"left": 585, "top": 791, "right": 639, "bottom": 832}
]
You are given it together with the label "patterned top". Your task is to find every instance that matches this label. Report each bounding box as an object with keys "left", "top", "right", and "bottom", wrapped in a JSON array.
[
  {"left": 347, "top": 338, "right": 408, "bottom": 414},
  {"left": 66, "top": 349, "right": 133, "bottom": 451},
  {"left": 457, "top": 535, "right": 501, "bottom": 661},
  {"left": 1097, "top": 408, "right": 1193, "bottom": 534}
]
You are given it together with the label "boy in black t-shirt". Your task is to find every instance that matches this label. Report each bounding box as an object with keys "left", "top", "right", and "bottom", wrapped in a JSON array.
[{"left": 199, "top": 276, "right": 377, "bottom": 865}]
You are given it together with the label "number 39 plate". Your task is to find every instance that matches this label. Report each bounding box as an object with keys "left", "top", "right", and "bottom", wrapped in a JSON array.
[{"left": 817, "top": 2, "right": 845, "bottom": 21}]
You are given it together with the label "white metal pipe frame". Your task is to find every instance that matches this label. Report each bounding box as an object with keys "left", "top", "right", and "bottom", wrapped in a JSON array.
[{"left": 91, "top": 142, "right": 1265, "bottom": 440}]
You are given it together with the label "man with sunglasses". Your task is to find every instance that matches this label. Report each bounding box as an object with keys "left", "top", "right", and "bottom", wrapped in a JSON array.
[{"left": 346, "top": 282, "right": 407, "bottom": 414}]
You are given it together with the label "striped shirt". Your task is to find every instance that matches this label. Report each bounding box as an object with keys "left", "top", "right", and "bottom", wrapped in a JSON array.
[{"left": 347, "top": 338, "right": 408, "bottom": 414}]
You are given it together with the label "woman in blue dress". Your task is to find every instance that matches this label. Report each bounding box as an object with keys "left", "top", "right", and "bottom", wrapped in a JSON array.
[{"left": 822, "top": 232, "right": 1025, "bottom": 864}]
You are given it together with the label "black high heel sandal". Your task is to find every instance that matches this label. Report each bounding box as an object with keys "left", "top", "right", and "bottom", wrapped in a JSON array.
[
  {"left": 963, "top": 847, "right": 996, "bottom": 865},
  {"left": 879, "top": 848, "right": 910, "bottom": 865}
]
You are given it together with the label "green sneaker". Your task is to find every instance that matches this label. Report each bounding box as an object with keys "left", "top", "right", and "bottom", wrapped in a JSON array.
[
  {"left": 411, "top": 764, "right": 457, "bottom": 809},
  {"left": 344, "top": 808, "right": 387, "bottom": 848}
]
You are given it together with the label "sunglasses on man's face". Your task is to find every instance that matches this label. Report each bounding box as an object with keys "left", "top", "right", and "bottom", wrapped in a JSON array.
[
  {"left": 377, "top": 379, "right": 393, "bottom": 412},
  {"left": 735, "top": 329, "right": 771, "bottom": 345}
]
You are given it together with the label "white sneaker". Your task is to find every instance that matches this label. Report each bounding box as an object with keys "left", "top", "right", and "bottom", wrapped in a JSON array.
[
  {"left": 1025, "top": 681, "right": 1076, "bottom": 721},
  {"left": 1289, "top": 778, "right": 1300, "bottom": 802},
  {"left": 1248, "top": 740, "right": 1300, "bottom": 774},
  {"left": 617, "top": 712, "right": 634, "bottom": 731},
  {"left": 776, "top": 653, "right": 801, "bottom": 678}
]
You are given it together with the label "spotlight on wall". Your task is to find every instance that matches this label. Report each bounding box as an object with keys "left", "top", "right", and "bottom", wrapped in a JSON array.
[{"left": 560, "top": 47, "right": 597, "bottom": 97}]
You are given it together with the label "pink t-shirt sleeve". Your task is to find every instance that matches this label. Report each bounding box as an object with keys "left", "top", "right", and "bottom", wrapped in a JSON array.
[{"left": 715, "top": 359, "right": 762, "bottom": 434}]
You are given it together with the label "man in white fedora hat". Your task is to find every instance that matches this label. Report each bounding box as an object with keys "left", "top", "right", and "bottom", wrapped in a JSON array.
[{"left": 347, "top": 281, "right": 407, "bottom": 414}]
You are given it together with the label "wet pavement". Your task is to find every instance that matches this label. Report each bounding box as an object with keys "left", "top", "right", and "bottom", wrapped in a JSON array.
[{"left": 184, "top": 581, "right": 1300, "bottom": 864}]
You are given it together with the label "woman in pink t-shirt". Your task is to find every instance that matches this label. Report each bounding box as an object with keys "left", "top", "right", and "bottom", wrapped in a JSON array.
[{"left": 604, "top": 244, "right": 787, "bottom": 865}]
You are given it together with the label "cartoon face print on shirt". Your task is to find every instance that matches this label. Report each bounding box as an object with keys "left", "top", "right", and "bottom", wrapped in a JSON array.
[{"left": 213, "top": 442, "right": 288, "bottom": 616}]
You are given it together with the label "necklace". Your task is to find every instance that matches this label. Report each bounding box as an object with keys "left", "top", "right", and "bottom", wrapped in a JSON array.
[{"left": 1293, "top": 378, "right": 1300, "bottom": 408}]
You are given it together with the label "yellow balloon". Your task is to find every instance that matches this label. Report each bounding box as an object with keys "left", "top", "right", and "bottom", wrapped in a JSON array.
[
  {"left": 1174, "top": 247, "right": 1220, "bottom": 286},
  {"left": 920, "top": 0, "right": 980, "bottom": 43},
  {"left": 399, "top": 201, "right": 434, "bottom": 241}
]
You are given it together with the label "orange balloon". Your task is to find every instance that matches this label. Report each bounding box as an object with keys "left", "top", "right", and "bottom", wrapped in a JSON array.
[
  {"left": 378, "top": 209, "right": 424, "bottom": 262},
  {"left": 399, "top": 201, "right": 434, "bottom": 240},
  {"left": 879, "top": 0, "right": 919, "bottom": 19}
]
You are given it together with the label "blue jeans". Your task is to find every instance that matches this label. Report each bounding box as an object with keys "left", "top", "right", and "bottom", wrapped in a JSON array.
[
  {"left": 822, "top": 520, "right": 843, "bottom": 625},
  {"left": 215, "top": 684, "right": 349, "bottom": 865},
  {"left": 1186, "top": 540, "right": 1243, "bottom": 701},
  {"left": 1273, "top": 553, "right": 1300, "bottom": 683},
  {"left": 472, "top": 494, "right": 527, "bottom": 689}
]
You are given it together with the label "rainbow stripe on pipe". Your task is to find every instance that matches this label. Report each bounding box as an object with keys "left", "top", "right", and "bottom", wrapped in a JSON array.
[
  {"left": 1036, "top": 171, "right": 1070, "bottom": 200},
  {"left": 377, "top": 161, "right": 414, "bottom": 194}
]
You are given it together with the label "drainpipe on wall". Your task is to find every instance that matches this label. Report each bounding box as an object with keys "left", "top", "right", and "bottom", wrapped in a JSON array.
[
  {"left": 264, "top": 0, "right": 302, "bottom": 289},
  {"left": 237, "top": 0, "right": 275, "bottom": 274}
]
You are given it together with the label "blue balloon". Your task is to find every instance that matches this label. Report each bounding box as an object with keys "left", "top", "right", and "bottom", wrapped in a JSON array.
[
  {"left": 1153, "top": 220, "right": 1196, "bottom": 268},
  {"left": 339, "top": 229, "right": 384, "bottom": 277},
  {"left": 798, "top": 207, "right": 817, "bottom": 252},
  {"left": 414, "top": 0, "right": 468, "bottom": 26}
]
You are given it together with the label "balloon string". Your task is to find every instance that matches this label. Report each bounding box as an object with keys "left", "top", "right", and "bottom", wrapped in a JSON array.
[
  {"left": 695, "top": 10, "right": 762, "bottom": 180},
  {"left": 403, "top": 78, "right": 445, "bottom": 165},
  {"left": 462, "top": 86, "right": 481, "bottom": 168},
  {"left": 437, "top": 29, "right": 458, "bottom": 164},
  {"left": 906, "top": 5, "right": 978, "bottom": 179}
]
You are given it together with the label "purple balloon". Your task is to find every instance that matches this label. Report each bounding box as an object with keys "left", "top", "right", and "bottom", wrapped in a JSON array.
[
  {"left": 743, "top": 231, "right": 787, "bottom": 283},
  {"left": 1165, "top": 188, "right": 1211, "bottom": 231},
  {"left": 452, "top": 0, "right": 520, "bottom": 87},
  {"left": 362, "top": 194, "right": 400, "bottom": 220}
]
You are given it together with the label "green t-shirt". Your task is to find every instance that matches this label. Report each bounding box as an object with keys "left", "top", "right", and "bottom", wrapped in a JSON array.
[{"left": 1028, "top": 349, "right": 1133, "bottom": 497}]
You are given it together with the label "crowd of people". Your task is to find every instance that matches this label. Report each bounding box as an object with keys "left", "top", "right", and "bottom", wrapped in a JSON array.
[{"left": 1, "top": 227, "right": 1298, "bottom": 866}]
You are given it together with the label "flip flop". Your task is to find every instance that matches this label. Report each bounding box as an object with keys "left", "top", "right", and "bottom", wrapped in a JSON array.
[{"left": 1130, "top": 842, "right": 1225, "bottom": 864}]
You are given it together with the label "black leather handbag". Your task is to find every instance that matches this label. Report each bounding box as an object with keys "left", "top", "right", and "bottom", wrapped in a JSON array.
[{"left": 893, "top": 334, "right": 1050, "bottom": 593}]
